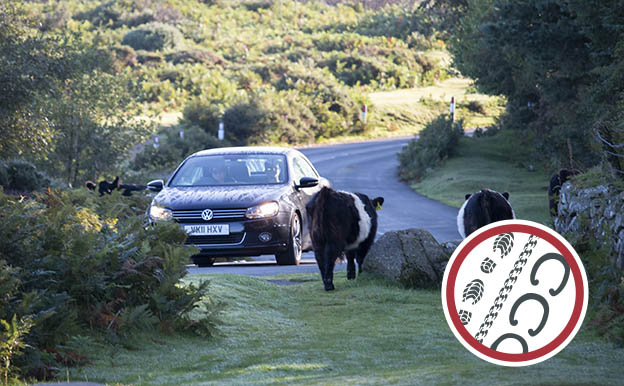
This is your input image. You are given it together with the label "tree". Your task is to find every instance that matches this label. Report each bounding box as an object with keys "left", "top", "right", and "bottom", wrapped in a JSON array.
[
  {"left": 47, "top": 72, "right": 152, "bottom": 185},
  {"left": 0, "top": 3, "right": 153, "bottom": 184},
  {"left": 450, "top": 0, "right": 598, "bottom": 167}
]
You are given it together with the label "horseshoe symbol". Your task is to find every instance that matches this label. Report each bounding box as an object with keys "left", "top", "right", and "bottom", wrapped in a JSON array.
[
  {"left": 530, "top": 253, "right": 570, "bottom": 296},
  {"left": 490, "top": 333, "right": 529, "bottom": 353},
  {"left": 509, "top": 293, "right": 549, "bottom": 337}
]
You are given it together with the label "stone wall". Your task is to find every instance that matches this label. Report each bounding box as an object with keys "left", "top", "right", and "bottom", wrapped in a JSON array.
[{"left": 554, "top": 183, "right": 624, "bottom": 270}]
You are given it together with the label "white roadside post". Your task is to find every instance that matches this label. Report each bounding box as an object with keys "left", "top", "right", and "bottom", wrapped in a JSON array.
[
  {"left": 218, "top": 120, "right": 224, "bottom": 141},
  {"left": 179, "top": 129, "right": 184, "bottom": 140},
  {"left": 450, "top": 96, "right": 456, "bottom": 123},
  {"left": 361, "top": 104, "right": 367, "bottom": 124},
  {"left": 153, "top": 135, "right": 160, "bottom": 148}
]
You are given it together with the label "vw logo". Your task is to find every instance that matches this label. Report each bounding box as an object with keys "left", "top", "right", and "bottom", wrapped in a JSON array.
[{"left": 201, "top": 209, "right": 214, "bottom": 221}]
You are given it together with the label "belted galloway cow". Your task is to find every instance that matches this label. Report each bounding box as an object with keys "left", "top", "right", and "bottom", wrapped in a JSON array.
[{"left": 306, "top": 186, "right": 384, "bottom": 291}]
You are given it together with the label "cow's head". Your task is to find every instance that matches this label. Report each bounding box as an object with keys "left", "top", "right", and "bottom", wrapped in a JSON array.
[{"left": 373, "top": 197, "right": 384, "bottom": 210}]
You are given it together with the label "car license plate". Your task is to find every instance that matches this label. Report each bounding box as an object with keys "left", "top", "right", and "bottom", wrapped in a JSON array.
[{"left": 184, "top": 224, "right": 230, "bottom": 236}]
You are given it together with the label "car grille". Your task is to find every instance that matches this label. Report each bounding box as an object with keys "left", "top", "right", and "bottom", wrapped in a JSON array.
[
  {"left": 172, "top": 208, "right": 247, "bottom": 223},
  {"left": 187, "top": 233, "right": 245, "bottom": 245}
]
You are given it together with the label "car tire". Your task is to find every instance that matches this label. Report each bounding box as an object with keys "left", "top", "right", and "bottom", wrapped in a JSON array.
[
  {"left": 194, "top": 256, "right": 216, "bottom": 267},
  {"left": 275, "top": 214, "right": 302, "bottom": 266}
]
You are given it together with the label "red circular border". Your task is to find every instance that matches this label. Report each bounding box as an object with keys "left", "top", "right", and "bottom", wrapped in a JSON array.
[{"left": 445, "top": 224, "right": 586, "bottom": 362}]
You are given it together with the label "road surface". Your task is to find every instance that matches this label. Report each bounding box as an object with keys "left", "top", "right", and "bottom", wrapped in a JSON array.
[{"left": 187, "top": 137, "right": 460, "bottom": 276}]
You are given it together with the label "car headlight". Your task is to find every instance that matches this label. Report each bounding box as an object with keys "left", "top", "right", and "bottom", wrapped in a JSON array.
[
  {"left": 246, "top": 201, "right": 279, "bottom": 219},
  {"left": 149, "top": 205, "right": 173, "bottom": 221}
]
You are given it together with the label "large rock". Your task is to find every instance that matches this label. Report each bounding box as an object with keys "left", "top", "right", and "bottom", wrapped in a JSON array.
[{"left": 363, "top": 228, "right": 454, "bottom": 288}]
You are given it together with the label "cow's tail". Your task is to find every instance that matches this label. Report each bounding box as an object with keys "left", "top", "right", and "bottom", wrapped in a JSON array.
[{"left": 312, "top": 186, "right": 336, "bottom": 240}]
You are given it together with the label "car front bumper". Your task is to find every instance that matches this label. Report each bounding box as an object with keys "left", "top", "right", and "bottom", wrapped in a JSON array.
[{"left": 184, "top": 212, "right": 291, "bottom": 257}]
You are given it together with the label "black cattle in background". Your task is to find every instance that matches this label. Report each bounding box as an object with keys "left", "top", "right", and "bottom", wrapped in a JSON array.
[
  {"left": 86, "top": 176, "right": 119, "bottom": 196},
  {"left": 457, "top": 189, "right": 515, "bottom": 239},
  {"left": 306, "top": 186, "right": 384, "bottom": 291},
  {"left": 118, "top": 183, "right": 148, "bottom": 196},
  {"left": 548, "top": 168, "right": 581, "bottom": 217},
  {"left": 85, "top": 176, "right": 147, "bottom": 196}
]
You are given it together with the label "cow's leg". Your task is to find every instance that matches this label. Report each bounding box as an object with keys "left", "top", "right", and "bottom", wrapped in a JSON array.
[
  {"left": 323, "top": 244, "right": 339, "bottom": 291},
  {"left": 314, "top": 246, "right": 326, "bottom": 282},
  {"left": 346, "top": 250, "right": 356, "bottom": 280},
  {"left": 356, "top": 240, "right": 374, "bottom": 274}
]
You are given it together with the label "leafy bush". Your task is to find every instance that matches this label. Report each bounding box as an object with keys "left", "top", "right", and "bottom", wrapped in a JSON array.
[
  {"left": 130, "top": 124, "right": 225, "bottom": 172},
  {"left": 594, "top": 114, "right": 624, "bottom": 180},
  {"left": 0, "top": 189, "right": 218, "bottom": 381},
  {"left": 122, "top": 22, "right": 185, "bottom": 52},
  {"left": 473, "top": 125, "right": 500, "bottom": 138},
  {"left": 398, "top": 114, "right": 462, "bottom": 181},
  {"left": 222, "top": 101, "right": 266, "bottom": 145},
  {"left": 165, "top": 49, "right": 226, "bottom": 66},
  {"left": 464, "top": 100, "right": 486, "bottom": 114},
  {"left": 0, "top": 160, "right": 51, "bottom": 193}
]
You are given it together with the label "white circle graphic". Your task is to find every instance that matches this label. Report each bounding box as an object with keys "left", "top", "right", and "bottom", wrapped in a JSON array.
[{"left": 441, "top": 220, "right": 588, "bottom": 367}]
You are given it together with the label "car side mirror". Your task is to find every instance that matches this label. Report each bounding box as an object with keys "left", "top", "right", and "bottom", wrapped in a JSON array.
[
  {"left": 296, "top": 177, "right": 318, "bottom": 190},
  {"left": 147, "top": 179, "right": 164, "bottom": 192}
]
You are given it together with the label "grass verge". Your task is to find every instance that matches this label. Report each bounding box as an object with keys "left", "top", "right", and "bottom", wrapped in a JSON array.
[
  {"left": 66, "top": 273, "right": 624, "bottom": 385},
  {"left": 411, "top": 131, "right": 551, "bottom": 224}
]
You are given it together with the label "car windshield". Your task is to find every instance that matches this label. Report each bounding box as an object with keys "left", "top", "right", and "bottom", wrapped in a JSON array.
[{"left": 169, "top": 154, "right": 288, "bottom": 187}]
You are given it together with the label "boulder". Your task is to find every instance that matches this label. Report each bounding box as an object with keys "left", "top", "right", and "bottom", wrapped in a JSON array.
[{"left": 363, "top": 228, "right": 455, "bottom": 288}]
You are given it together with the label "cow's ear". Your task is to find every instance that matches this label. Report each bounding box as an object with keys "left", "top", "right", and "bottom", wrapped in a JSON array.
[
  {"left": 465, "top": 194, "right": 472, "bottom": 200},
  {"left": 503, "top": 192, "right": 510, "bottom": 200},
  {"left": 373, "top": 197, "right": 384, "bottom": 210}
]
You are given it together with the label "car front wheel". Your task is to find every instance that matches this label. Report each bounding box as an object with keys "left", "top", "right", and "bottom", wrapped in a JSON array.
[{"left": 275, "top": 214, "right": 302, "bottom": 266}]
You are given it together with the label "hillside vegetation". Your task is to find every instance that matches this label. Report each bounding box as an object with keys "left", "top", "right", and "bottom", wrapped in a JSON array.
[{"left": 2, "top": 0, "right": 454, "bottom": 187}]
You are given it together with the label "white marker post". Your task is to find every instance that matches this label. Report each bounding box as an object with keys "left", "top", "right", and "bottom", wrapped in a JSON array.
[
  {"left": 450, "top": 96, "right": 456, "bottom": 122},
  {"left": 218, "top": 120, "right": 224, "bottom": 141},
  {"left": 361, "top": 104, "right": 367, "bottom": 123},
  {"left": 179, "top": 130, "right": 184, "bottom": 140},
  {"left": 153, "top": 135, "right": 160, "bottom": 148}
]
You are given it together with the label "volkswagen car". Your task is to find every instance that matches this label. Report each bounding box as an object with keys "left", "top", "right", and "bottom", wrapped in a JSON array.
[{"left": 146, "top": 147, "right": 330, "bottom": 267}]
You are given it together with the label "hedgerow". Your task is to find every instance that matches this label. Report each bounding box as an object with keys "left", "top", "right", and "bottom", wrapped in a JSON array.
[
  {"left": 398, "top": 114, "right": 462, "bottom": 182},
  {"left": 0, "top": 189, "right": 218, "bottom": 382}
]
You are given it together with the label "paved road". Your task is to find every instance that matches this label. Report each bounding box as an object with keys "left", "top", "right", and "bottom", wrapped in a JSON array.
[{"left": 187, "top": 137, "right": 460, "bottom": 276}]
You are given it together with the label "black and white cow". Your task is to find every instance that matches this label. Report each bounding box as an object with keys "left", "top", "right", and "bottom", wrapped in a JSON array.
[
  {"left": 306, "top": 186, "right": 384, "bottom": 291},
  {"left": 457, "top": 189, "right": 515, "bottom": 239}
]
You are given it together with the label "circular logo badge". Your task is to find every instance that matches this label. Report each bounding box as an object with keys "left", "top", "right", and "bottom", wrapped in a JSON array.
[
  {"left": 441, "top": 220, "right": 588, "bottom": 367},
  {"left": 201, "top": 209, "right": 214, "bottom": 221}
]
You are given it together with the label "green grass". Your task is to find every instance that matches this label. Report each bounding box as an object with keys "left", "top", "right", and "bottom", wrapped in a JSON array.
[
  {"left": 66, "top": 273, "right": 624, "bottom": 385},
  {"left": 411, "top": 131, "right": 551, "bottom": 224}
]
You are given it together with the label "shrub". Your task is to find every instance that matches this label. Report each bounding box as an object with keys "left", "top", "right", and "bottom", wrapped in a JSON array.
[
  {"left": 0, "top": 160, "right": 51, "bottom": 193},
  {"left": 165, "top": 49, "right": 226, "bottom": 66},
  {"left": 136, "top": 50, "right": 164, "bottom": 65},
  {"left": 222, "top": 101, "right": 266, "bottom": 145},
  {"left": 122, "top": 22, "right": 185, "bottom": 52},
  {"left": 130, "top": 124, "right": 224, "bottom": 172},
  {"left": 76, "top": 1, "right": 123, "bottom": 26},
  {"left": 594, "top": 114, "right": 624, "bottom": 180},
  {"left": 473, "top": 125, "right": 500, "bottom": 138},
  {"left": 398, "top": 114, "right": 462, "bottom": 181},
  {"left": 112, "top": 45, "right": 138, "bottom": 68},
  {"left": 0, "top": 189, "right": 218, "bottom": 381},
  {"left": 465, "top": 100, "right": 486, "bottom": 114}
]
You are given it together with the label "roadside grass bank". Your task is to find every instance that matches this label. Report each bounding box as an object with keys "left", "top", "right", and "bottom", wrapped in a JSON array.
[
  {"left": 67, "top": 273, "right": 624, "bottom": 385},
  {"left": 410, "top": 131, "right": 551, "bottom": 225}
]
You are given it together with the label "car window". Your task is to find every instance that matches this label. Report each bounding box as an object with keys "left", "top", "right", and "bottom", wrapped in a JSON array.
[
  {"left": 292, "top": 156, "right": 318, "bottom": 182},
  {"left": 170, "top": 154, "right": 288, "bottom": 186}
]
